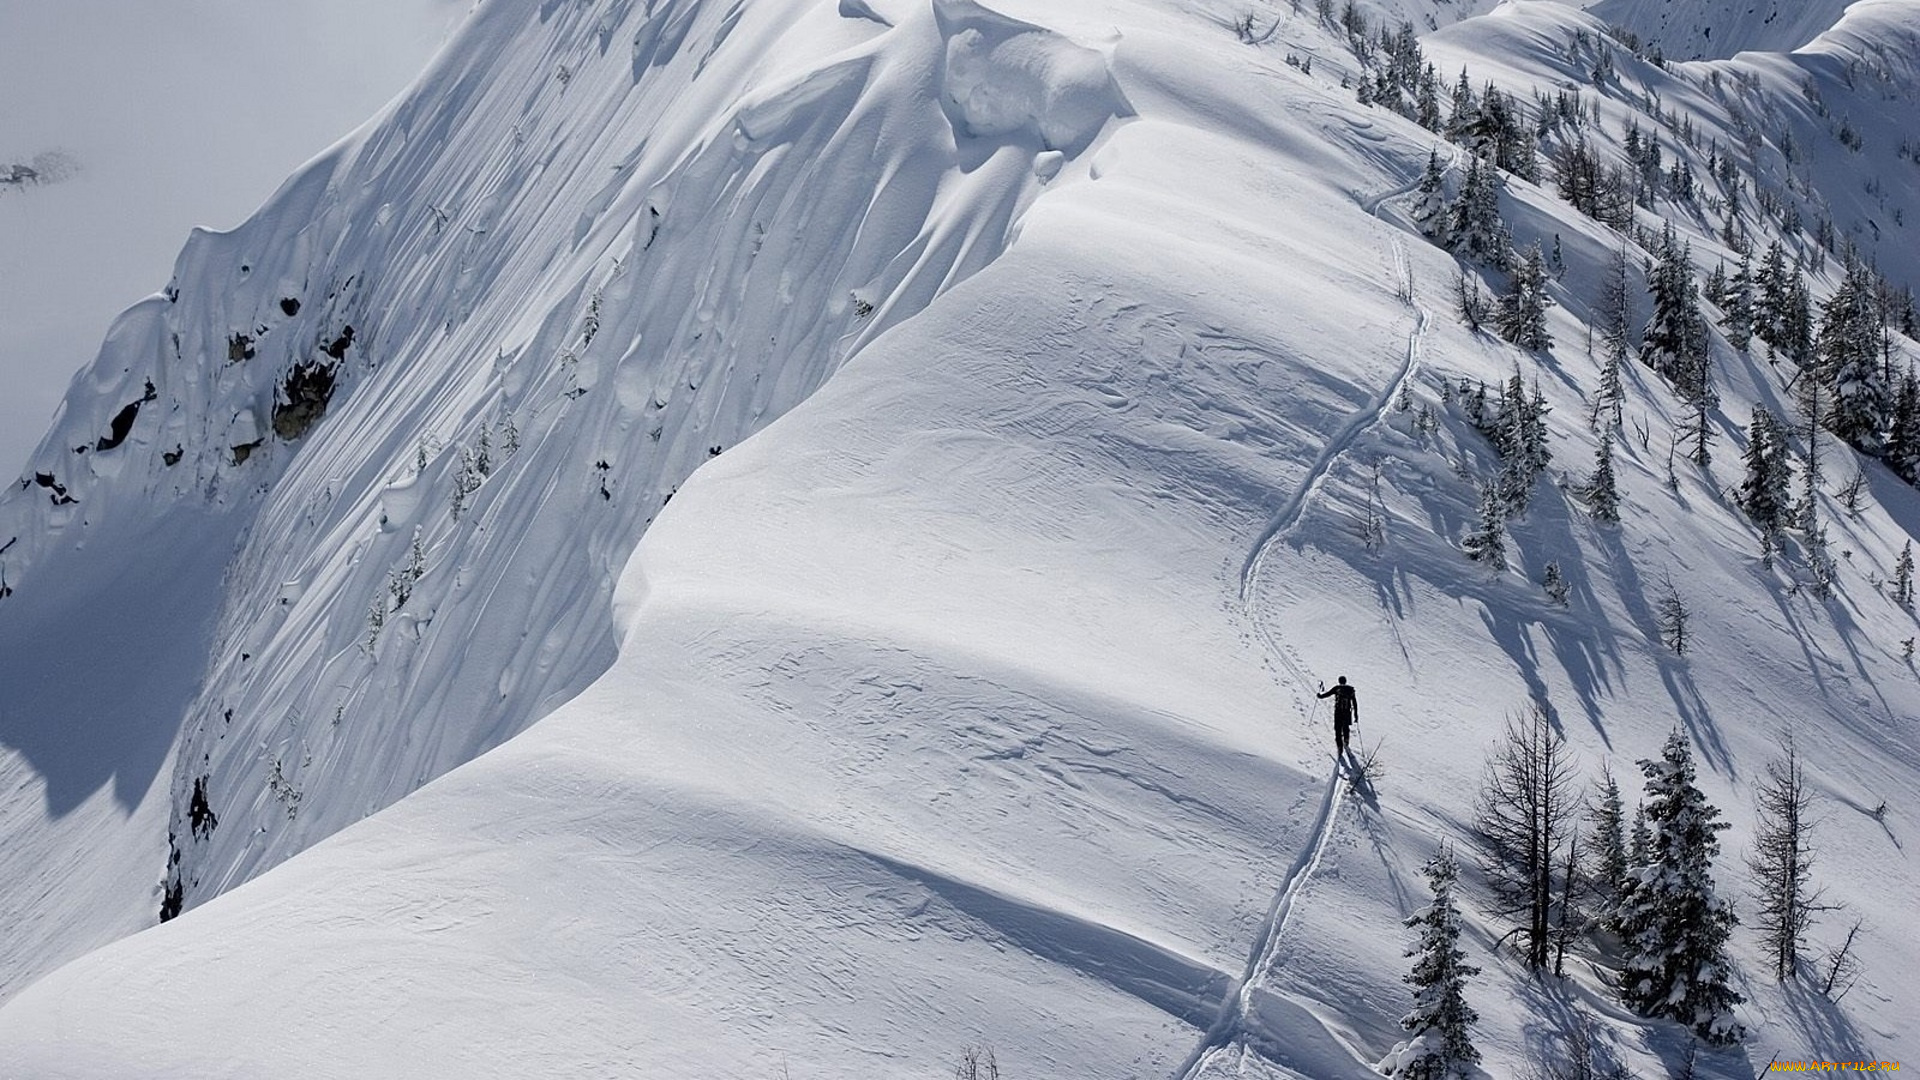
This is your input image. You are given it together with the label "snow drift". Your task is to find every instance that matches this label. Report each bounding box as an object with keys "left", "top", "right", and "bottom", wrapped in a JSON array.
[{"left": 3, "top": 0, "right": 1920, "bottom": 1076}]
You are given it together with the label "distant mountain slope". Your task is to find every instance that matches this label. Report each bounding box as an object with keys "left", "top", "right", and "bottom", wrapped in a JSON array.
[
  {"left": 3, "top": 0, "right": 1918, "bottom": 1076},
  {"left": 1587, "top": 0, "right": 1857, "bottom": 59}
]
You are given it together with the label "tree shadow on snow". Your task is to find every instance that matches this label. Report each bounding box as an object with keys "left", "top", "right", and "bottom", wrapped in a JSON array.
[
  {"left": 1777, "top": 978, "right": 1879, "bottom": 1067},
  {"left": 1591, "top": 527, "right": 1733, "bottom": 774}
]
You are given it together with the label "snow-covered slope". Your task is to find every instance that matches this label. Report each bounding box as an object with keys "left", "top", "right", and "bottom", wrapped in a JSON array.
[
  {"left": 0, "top": 0, "right": 1122, "bottom": 1000},
  {"left": 0, "top": 0, "right": 463, "bottom": 477},
  {"left": 1586, "top": 0, "right": 1857, "bottom": 60},
  {"left": 3, "top": 0, "right": 1918, "bottom": 1075}
]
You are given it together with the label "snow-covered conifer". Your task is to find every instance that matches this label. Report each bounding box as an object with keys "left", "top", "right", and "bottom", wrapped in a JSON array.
[
  {"left": 1583, "top": 431, "right": 1618, "bottom": 523},
  {"left": 1782, "top": 271, "right": 1816, "bottom": 363},
  {"left": 1703, "top": 261, "right": 1727, "bottom": 308},
  {"left": 1589, "top": 248, "right": 1632, "bottom": 430},
  {"left": 1885, "top": 368, "right": 1920, "bottom": 483},
  {"left": 1640, "top": 226, "right": 1709, "bottom": 400},
  {"left": 1445, "top": 68, "right": 1477, "bottom": 142},
  {"left": 452, "top": 446, "right": 483, "bottom": 520},
  {"left": 1413, "top": 150, "right": 1448, "bottom": 236},
  {"left": 1542, "top": 561, "right": 1570, "bottom": 606},
  {"left": 1588, "top": 766, "right": 1629, "bottom": 929},
  {"left": 1446, "top": 158, "right": 1509, "bottom": 268},
  {"left": 1894, "top": 540, "right": 1914, "bottom": 609},
  {"left": 1723, "top": 251, "right": 1754, "bottom": 352},
  {"left": 1738, "top": 406, "right": 1793, "bottom": 555},
  {"left": 1416, "top": 65, "right": 1443, "bottom": 131},
  {"left": 1497, "top": 243, "right": 1553, "bottom": 350},
  {"left": 1380, "top": 846, "right": 1480, "bottom": 1079},
  {"left": 1617, "top": 731, "right": 1744, "bottom": 1044},
  {"left": 1755, "top": 241, "right": 1790, "bottom": 349},
  {"left": 1819, "top": 261, "right": 1890, "bottom": 453},
  {"left": 1683, "top": 358, "right": 1717, "bottom": 468},
  {"left": 363, "top": 591, "right": 386, "bottom": 654},
  {"left": 1462, "top": 483, "right": 1506, "bottom": 568}
]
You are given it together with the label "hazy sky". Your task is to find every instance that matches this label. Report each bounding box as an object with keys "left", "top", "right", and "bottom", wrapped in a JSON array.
[{"left": 0, "top": 0, "right": 464, "bottom": 476}]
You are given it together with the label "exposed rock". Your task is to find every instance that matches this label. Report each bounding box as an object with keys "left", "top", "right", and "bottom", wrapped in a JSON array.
[
  {"left": 272, "top": 359, "right": 340, "bottom": 441},
  {"left": 95, "top": 401, "right": 142, "bottom": 452}
]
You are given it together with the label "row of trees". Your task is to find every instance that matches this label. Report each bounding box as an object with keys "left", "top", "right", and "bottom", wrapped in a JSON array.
[{"left": 1387, "top": 718, "right": 1844, "bottom": 1077}]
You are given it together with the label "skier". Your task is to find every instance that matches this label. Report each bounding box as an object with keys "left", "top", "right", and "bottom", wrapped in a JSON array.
[{"left": 1317, "top": 676, "right": 1358, "bottom": 756}]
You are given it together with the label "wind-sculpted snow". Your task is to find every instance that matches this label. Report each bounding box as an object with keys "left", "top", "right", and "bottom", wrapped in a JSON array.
[
  {"left": 6, "top": 0, "right": 1920, "bottom": 1074},
  {"left": 0, "top": 0, "right": 1125, "bottom": 998},
  {"left": 934, "top": 0, "right": 1132, "bottom": 154}
]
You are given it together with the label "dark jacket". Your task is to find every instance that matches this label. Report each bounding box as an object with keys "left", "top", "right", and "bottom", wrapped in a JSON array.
[{"left": 1317, "top": 683, "right": 1357, "bottom": 725}]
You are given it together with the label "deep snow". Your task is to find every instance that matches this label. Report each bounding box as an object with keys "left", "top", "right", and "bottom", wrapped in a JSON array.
[{"left": 2, "top": 0, "right": 1918, "bottom": 1075}]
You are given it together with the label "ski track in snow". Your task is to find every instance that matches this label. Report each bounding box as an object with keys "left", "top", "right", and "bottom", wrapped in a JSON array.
[
  {"left": 1170, "top": 765, "right": 1346, "bottom": 1080},
  {"left": 1181, "top": 188, "right": 1433, "bottom": 1079}
]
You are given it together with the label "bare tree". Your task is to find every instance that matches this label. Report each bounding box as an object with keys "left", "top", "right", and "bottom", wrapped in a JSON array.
[
  {"left": 955, "top": 1045, "right": 1000, "bottom": 1080},
  {"left": 1474, "top": 702, "right": 1579, "bottom": 968},
  {"left": 1820, "top": 918, "right": 1864, "bottom": 999},
  {"left": 1747, "top": 736, "right": 1825, "bottom": 981},
  {"left": 1656, "top": 580, "right": 1689, "bottom": 656}
]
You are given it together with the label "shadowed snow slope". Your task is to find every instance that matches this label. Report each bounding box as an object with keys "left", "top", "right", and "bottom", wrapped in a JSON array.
[
  {"left": 0, "top": 0, "right": 1110, "bottom": 1001},
  {"left": 3, "top": 0, "right": 1919, "bottom": 1075},
  {"left": 1586, "top": 0, "right": 1859, "bottom": 59}
]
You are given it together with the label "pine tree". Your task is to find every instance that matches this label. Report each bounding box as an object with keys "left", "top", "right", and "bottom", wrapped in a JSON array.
[
  {"left": 1445, "top": 68, "right": 1478, "bottom": 142},
  {"left": 1381, "top": 846, "right": 1481, "bottom": 1079},
  {"left": 452, "top": 446, "right": 483, "bottom": 520},
  {"left": 1738, "top": 406, "right": 1794, "bottom": 557},
  {"left": 1474, "top": 703, "right": 1578, "bottom": 969},
  {"left": 1497, "top": 243, "right": 1554, "bottom": 350},
  {"left": 1755, "top": 240, "right": 1791, "bottom": 350},
  {"left": 1703, "top": 261, "right": 1728, "bottom": 308},
  {"left": 1586, "top": 431, "right": 1621, "bottom": 523},
  {"left": 1889, "top": 367, "right": 1920, "bottom": 483},
  {"left": 1542, "top": 561, "right": 1570, "bottom": 606},
  {"left": 1617, "top": 731, "right": 1745, "bottom": 1044},
  {"left": 1455, "top": 270, "right": 1488, "bottom": 332},
  {"left": 1723, "top": 251, "right": 1755, "bottom": 352},
  {"left": 1416, "top": 64, "right": 1443, "bottom": 131},
  {"left": 1627, "top": 801, "right": 1651, "bottom": 873},
  {"left": 1640, "top": 226, "right": 1710, "bottom": 400},
  {"left": 1553, "top": 134, "right": 1599, "bottom": 214},
  {"left": 1591, "top": 247, "right": 1632, "bottom": 431},
  {"left": 1783, "top": 271, "right": 1815, "bottom": 363},
  {"left": 1894, "top": 540, "right": 1913, "bottom": 609},
  {"left": 1413, "top": 150, "right": 1448, "bottom": 235},
  {"left": 1588, "top": 766, "right": 1630, "bottom": 931},
  {"left": 1684, "top": 357, "right": 1717, "bottom": 467},
  {"left": 1819, "top": 261, "right": 1891, "bottom": 453},
  {"left": 1747, "top": 736, "right": 1823, "bottom": 982},
  {"left": 1518, "top": 378, "right": 1553, "bottom": 497},
  {"left": 1446, "top": 158, "right": 1510, "bottom": 268},
  {"left": 1463, "top": 483, "right": 1507, "bottom": 568},
  {"left": 363, "top": 591, "right": 386, "bottom": 654}
]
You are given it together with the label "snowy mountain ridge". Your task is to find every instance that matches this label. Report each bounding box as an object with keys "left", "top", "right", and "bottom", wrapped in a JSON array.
[
  {"left": 3, "top": 0, "right": 1919, "bottom": 1075},
  {"left": 3, "top": 0, "right": 1110, "bottom": 996}
]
